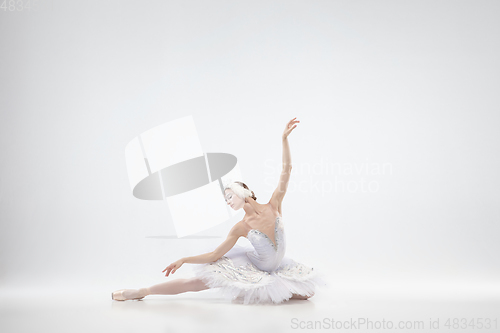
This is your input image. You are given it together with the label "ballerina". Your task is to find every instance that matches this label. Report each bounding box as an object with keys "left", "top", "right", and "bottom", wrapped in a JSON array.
[{"left": 112, "top": 117, "right": 326, "bottom": 304}]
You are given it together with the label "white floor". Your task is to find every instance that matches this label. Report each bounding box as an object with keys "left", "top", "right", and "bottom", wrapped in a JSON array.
[{"left": 1, "top": 281, "right": 499, "bottom": 333}]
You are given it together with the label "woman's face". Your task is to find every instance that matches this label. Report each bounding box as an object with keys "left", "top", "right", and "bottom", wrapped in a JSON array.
[{"left": 225, "top": 189, "right": 245, "bottom": 210}]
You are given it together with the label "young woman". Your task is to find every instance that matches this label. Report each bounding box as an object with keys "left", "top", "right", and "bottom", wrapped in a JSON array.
[{"left": 112, "top": 117, "right": 326, "bottom": 304}]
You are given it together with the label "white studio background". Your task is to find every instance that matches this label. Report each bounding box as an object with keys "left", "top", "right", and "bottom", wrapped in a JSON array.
[{"left": 1, "top": 0, "right": 499, "bottom": 297}]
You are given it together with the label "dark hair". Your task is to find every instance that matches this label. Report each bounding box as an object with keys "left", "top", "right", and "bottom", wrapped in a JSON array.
[{"left": 234, "top": 181, "right": 257, "bottom": 201}]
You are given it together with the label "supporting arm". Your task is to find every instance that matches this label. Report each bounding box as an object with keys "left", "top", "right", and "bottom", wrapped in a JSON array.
[{"left": 182, "top": 252, "right": 217, "bottom": 264}]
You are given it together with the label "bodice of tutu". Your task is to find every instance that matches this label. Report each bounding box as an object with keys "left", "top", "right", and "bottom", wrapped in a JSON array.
[{"left": 245, "top": 216, "right": 286, "bottom": 272}]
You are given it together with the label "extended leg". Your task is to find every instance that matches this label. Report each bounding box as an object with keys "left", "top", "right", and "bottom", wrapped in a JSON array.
[
  {"left": 148, "top": 277, "right": 210, "bottom": 295},
  {"left": 113, "top": 277, "right": 210, "bottom": 301}
]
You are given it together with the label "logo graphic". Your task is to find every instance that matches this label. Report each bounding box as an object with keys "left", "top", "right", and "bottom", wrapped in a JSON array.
[{"left": 125, "top": 115, "right": 244, "bottom": 237}]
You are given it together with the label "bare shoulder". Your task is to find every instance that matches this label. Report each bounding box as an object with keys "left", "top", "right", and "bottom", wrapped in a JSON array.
[{"left": 229, "top": 220, "right": 250, "bottom": 238}]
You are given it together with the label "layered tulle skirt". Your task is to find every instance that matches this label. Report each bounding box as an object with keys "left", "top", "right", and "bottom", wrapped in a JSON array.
[{"left": 192, "top": 244, "right": 328, "bottom": 305}]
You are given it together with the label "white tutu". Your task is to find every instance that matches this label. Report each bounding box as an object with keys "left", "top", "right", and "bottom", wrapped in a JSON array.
[{"left": 192, "top": 243, "right": 328, "bottom": 305}]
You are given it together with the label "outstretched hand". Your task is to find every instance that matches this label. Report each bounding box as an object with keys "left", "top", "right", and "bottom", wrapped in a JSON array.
[
  {"left": 163, "top": 259, "right": 184, "bottom": 277},
  {"left": 282, "top": 117, "right": 300, "bottom": 139}
]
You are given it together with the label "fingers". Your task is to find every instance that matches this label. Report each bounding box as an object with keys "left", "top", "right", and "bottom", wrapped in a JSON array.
[
  {"left": 163, "top": 265, "right": 173, "bottom": 276},
  {"left": 163, "top": 263, "right": 180, "bottom": 277},
  {"left": 286, "top": 124, "right": 299, "bottom": 133},
  {"left": 287, "top": 118, "right": 300, "bottom": 128}
]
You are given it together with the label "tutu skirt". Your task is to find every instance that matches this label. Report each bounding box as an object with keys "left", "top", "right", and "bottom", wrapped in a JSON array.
[{"left": 192, "top": 244, "right": 328, "bottom": 305}]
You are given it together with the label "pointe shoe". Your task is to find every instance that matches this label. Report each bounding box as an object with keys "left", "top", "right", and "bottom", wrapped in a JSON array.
[{"left": 111, "top": 288, "right": 149, "bottom": 301}]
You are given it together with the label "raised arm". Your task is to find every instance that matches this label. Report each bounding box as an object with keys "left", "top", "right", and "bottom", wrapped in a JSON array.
[{"left": 270, "top": 118, "right": 300, "bottom": 214}]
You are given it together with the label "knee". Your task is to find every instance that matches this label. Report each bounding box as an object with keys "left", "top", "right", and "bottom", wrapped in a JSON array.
[{"left": 291, "top": 292, "right": 314, "bottom": 300}]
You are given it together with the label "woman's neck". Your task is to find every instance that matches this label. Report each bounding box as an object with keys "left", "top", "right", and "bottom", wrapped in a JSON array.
[{"left": 243, "top": 198, "right": 266, "bottom": 217}]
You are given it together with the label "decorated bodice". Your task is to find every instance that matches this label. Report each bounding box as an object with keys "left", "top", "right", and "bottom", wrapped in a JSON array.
[{"left": 246, "top": 216, "right": 286, "bottom": 272}]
